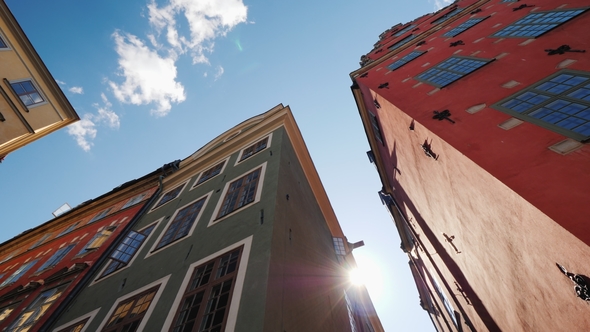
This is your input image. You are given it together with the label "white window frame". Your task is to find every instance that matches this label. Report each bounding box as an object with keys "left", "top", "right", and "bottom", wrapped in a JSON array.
[
  {"left": 208, "top": 162, "right": 267, "bottom": 226},
  {"left": 94, "top": 275, "right": 170, "bottom": 332},
  {"left": 91, "top": 219, "right": 161, "bottom": 285},
  {"left": 121, "top": 192, "right": 147, "bottom": 210},
  {"left": 148, "top": 180, "right": 190, "bottom": 213},
  {"left": 8, "top": 78, "right": 48, "bottom": 108},
  {"left": 0, "top": 29, "right": 11, "bottom": 51},
  {"left": 161, "top": 236, "right": 253, "bottom": 332},
  {"left": 51, "top": 308, "right": 100, "bottom": 332},
  {"left": 146, "top": 192, "right": 212, "bottom": 258},
  {"left": 233, "top": 132, "right": 273, "bottom": 166},
  {"left": 190, "top": 156, "right": 230, "bottom": 190}
]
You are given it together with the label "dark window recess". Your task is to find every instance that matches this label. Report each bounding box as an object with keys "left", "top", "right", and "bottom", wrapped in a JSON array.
[
  {"left": 239, "top": 137, "right": 268, "bottom": 162},
  {"left": 368, "top": 112, "right": 384, "bottom": 144},
  {"left": 493, "top": 70, "right": 590, "bottom": 141},
  {"left": 388, "top": 51, "right": 426, "bottom": 71},
  {"left": 443, "top": 17, "right": 488, "bottom": 37},
  {"left": 0, "top": 36, "right": 7, "bottom": 49},
  {"left": 416, "top": 56, "right": 491, "bottom": 88},
  {"left": 431, "top": 7, "right": 463, "bottom": 25},
  {"left": 156, "top": 198, "right": 206, "bottom": 249},
  {"left": 218, "top": 168, "right": 261, "bottom": 218},
  {"left": 197, "top": 161, "right": 225, "bottom": 185},
  {"left": 102, "top": 286, "right": 159, "bottom": 332},
  {"left": 101, "top": 224, "right": 156, "bottom": 277},
  {"left": 392, "top": 24, "right": 416, "bottom": 37},
  {"left": 493, "top": 8, "right": 587, "bottom": 38},
  {"left": 0, "top": 302, "right": 20, "bottom": 324},
  {"left": 171, "top": 248, "right": 242, "bottom": 332},
  {"left": 154, "top": 185, "right": 184, "bottom": 209}
]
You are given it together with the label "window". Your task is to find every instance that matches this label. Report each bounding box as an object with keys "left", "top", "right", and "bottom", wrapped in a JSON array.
[
  {"left": 101, "top": 224, "right": 156, "bottom": 277},
  {"left": 239, "top": 137, "right": 269, "bottom": 162},
  {"left": 493, "top": 71, "right": 590, "bottom": 141},
  {"left": 195, "top": 160, "right": 226, "bottom": 187},
  {"left": 0, "top": 35, "right": 8, "bottom": 49},
  {"left": 0, "top": 253, "right": 14, "bottom": 264},
  {"left": 431, "top": 7, "right": 463, "bottom": 25},
  {"left": 57, "top": 223, "right": 79, "bottom": 237},
  {"left": 9, "top": 80, "right": 44, "bottom": 107},
  {"left": 417, "top": 56, "right": 492, "bottom": 88},
  {"left": 217, "top": 168, "right": 261, "bottom": 218},
  {"left": 388, "top": 34, "right": 417, "bottom": 51},
  {"left": 368, "top": 112, "right": 384, "bottom": 144},
  {"left": 35, "top": 244, "right": 75, "bottom": 273},
  {"left": 156, "top": 197, "right": 207, "bottom": 250},
  {"left": 170, "top": 248, "right": 242, "bottom": 332},
  {"left": 0, "top": 259, "right": 39, "bottom": 287},
  {"left": 0, "top": 302, "right": 20, "bottom": 324},
  {"left": 392, "top": 24, "right": 416, "bottom": 37},
  {"left": 56, "top": 318, "right": 89, "bottom": 332},
  {"left": 493, "top": 8, "right": 587, "bottom": 38},
  {"left": 88, "top": 208, "right": 112, "bottom": 223},
  {"left": 333, "top": 237, "right": 347, "bottom": 256},
  {"left": 102, "top": 286, "right": 159, "bottom": 332},
  {"left": 29, "top": 233, "right": 52, "bottom": 250},
  {"left": 121, "top": 193, "right": 147, "bottom": 210},
  {"left": 443, "top": 17, "right": 488, "bottom": 37},
  {"left": 431, "top": 276, "right": 457, "bottom": 327},
  {"left": 5, "top": 283, "right": 69, "bottom": 332},
  {"left": 76, "top": 227, "right": 115, "bottom": 256},
  {"left": 387, "top": 51, "right": 426, "bottom": 71},
  {"left": 502, "top": 0, "right": 518, "bottom": 2},
  {"left": 152, "top": 182, "right": 188, "bottom": 210}
]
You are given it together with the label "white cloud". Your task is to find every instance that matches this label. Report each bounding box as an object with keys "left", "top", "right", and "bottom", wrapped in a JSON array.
[
  {"left": 148, "top": 0, "right": 248, "bottom": 64},
  {"left": 108, "top": 31, "right": 186, "bottom": 117},
  {"left": 67, "top": 115, "right": 97, "bottom": 152},
  {"left": 108, "top": 0, "right": 247, "bottom": 117},
  {"left": 56, "top": 79, "right": 66, "bottom": 85},
  {"left": 69, "top": 86, "right": 84, "bottom": 94},
  {"left": 67, "top": 94, "right": 120, "bottom": 151},
  {"left": 214, "top": 65, "right": 224, "bottom": 80},
  {"left": 433, "top": 0, "right": 454, "bottom": 10}
]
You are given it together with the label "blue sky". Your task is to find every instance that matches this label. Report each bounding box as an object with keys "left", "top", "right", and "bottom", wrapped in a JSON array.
[{"left": 1, "top": 0, "right": 451, "bottom": 330}]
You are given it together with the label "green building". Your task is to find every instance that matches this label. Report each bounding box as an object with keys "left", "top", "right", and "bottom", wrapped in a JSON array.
[{"left": 45, "top": 104, "right": 383, "bottom": 332}]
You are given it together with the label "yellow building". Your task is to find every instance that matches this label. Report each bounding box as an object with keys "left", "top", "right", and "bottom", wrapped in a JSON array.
[{"left": 0, "top": 1, "right": 78, "bottom": 158}]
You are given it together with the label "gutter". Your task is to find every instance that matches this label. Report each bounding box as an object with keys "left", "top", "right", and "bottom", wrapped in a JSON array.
[{"left": 39, "top": 160, "right": 180, "bottom": 332}]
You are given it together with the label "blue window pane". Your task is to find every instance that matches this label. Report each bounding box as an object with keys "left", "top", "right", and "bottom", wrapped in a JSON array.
[
  {"left": 541, "top": 112, "right": 568, "bottom": 124},
  {"left": 443, "top": 18, "right": 486, "bottom": 37},
  {"left": 0, "top": 36, "right": 6, "bottom": 48},
  {"left": 556, "top": 117, "right": 585, "bottom": 130},
  {"left": 493, "top": 9, "right": 586, "bottom": 38},
  {"left": 417, "top": 56, "right": 489, "bottom": 87},
  {"left": 387, "top": 51, "right": 426, "bottom": 71},
  {"left": 575, "top": 110, "right": 590, "bottom": 120},
  {"left": 568, "top": 86, "right": 590, "bottom": 101},
  {"left": 573, "top": 123, "right": 590, "bottom": 136},
  {"left": 530, "top": 108, "right": 553, "bottom": 119}
]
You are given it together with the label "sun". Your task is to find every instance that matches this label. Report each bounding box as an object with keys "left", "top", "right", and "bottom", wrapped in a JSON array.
[{"left": 348, "top": 251, "right": 384, "bottom": 293}]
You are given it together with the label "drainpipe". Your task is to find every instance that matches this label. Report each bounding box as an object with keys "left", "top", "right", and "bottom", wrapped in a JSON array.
[{"left": 40, "top": 160, "right": 180, "bottom": 332}]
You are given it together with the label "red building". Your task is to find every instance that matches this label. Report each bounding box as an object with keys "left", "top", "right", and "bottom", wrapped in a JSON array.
[
  {"left": 351, "top": 0, "right": 590, "bottom": 330},
  {"left": 0, "top": 165, "right": 172, "bottom": 331}
]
